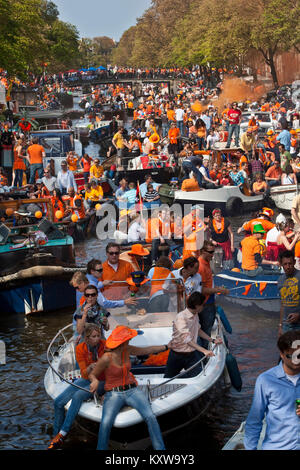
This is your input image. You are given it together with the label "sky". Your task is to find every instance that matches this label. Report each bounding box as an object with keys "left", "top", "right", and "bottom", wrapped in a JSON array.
[{"left": 53, "top": 0, "right": 152, "bottom": 41}]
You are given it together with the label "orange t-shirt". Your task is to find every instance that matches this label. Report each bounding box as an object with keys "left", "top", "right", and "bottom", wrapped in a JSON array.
[
  {"left": 102, "top": 259, "right": 134, "bottom": 299},
  {"left": 295, "top": 240, "right": 300, "bottom": 258},
  {"left": 67, "top": 156, "right": 78, "bottom": 172},
  {"left": 168, "top": 127, "right": 180, "bottom": 144},
  {"left": 198, "top": 256, "right": 213, "bottom": 302},
  {"left": 242, "top": 218, "right": 274, "bottom": 239},
  {"left": 27, "top": 144, "right": 45, "bottom": 164},
  {"left": 167, "top": 109, "right": 176, "bottom": 121},
  {"left": 146, "top": 217, "right": 159, "bottom": 243},
  {"left": 241, "top": 235, "right": 262, "bottom": 271}
]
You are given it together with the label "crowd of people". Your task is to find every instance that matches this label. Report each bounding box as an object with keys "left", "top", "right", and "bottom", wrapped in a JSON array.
[{"left": 1, "top": 68, "right": 300, "bottom": 451}]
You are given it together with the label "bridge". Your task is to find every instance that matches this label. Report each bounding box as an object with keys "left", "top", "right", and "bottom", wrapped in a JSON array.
[{"left": 62, "top": 76, "right": 184, "bottom": 96}]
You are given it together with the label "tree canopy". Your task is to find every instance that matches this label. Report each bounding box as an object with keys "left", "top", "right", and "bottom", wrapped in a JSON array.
[{"left": 112, "top": 0, "right": 300, "bottom": 86}]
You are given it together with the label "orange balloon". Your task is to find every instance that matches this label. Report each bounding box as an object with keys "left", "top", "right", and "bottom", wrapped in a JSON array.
[
  {"left": 35, "top": 211, "right": 42, "bottom": 219},
  {"left": 71, "top": 214, "right": 78, "bottom": 223},
  {"left": 55, "top": 210, "right": 63, "bottom": 220},
  {"left": 5, "top": 208, "right": 14, "bottom": 216}
]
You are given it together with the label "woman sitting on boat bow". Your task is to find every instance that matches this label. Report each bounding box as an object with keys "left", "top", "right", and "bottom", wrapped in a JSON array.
[
  {"left": 89, "top": 325, "right": 166, "bottom": 450},
  {"left": 48, "top": 323, "right": 106, "bottom": 450}
]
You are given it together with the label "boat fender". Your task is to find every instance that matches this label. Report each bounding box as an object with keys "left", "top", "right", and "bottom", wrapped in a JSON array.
[
  {"left": 225, "top": 197, "right": 243, "bottom": 216},
  {"left": 216, "top": 306, "right": 232, "bottom": 334},
  {"left": 225, "top": 353, "right": 242, "bottom": 392}
]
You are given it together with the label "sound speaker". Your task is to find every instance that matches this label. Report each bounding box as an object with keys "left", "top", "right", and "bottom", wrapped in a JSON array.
[
  {"left": 0, "top": 223, "right": 10, "bottom": 245},
  {"left": 37, "top": 218, "right": 65, "bottom": 240}
]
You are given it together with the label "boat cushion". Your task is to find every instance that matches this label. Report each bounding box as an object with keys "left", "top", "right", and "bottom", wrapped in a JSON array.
[{"left": 131, "top": 363, "right": 166, "bottom": 375}]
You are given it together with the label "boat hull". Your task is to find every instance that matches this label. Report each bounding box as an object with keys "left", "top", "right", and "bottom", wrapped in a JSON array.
[
  {"left": 214, "top": 270, "right": 280, "bottom": 313},
  {"left": 0, "top": 277, "right": 75, "bottom": 314},
  {"left": 173, "top": 186, "right": 265, "bottom": 216},
  {"left": 270, "top": 184, "right": 298, "bottom": 212},
  {"left": 74, "top": 377, "right": 227, "bottom": 449}
]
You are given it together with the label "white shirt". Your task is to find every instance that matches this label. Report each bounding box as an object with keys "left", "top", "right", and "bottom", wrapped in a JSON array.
[
  {"left": 127, "top": 222, "right": 146, "bottom": 243},
  {"left": 266, "top": 226, "right": 280, "bottom": 245},
  {"left": 163, "top": 268, "right": 202, "bottom": 296},
  {"left": 175, "top": 108, "right": 185, "bottom": 121}
]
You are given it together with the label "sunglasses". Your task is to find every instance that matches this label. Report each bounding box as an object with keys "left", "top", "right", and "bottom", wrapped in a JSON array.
[
  {"left": 94, "top": 268, "right": 103, "bottom": 272},
  {"left": 206, "top": 250, "right": 215, "bottom": 254},
  {"left": 284, "top": 353, "right": 300, "bottom": 360},
  {"left": 108, "top": 251, "right": 119, "bottom": 255},
  {"left": 85, "top": 293, "right": 97, "bottom": 297}
]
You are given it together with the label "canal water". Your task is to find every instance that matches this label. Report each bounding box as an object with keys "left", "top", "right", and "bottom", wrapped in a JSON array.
[{"left": 0, "top": 213, "right": 280, "bottom": 450}]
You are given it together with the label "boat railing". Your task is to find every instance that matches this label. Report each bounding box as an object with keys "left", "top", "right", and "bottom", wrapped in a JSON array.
[{"left": 34, "top": 124, "right": 73, "bottom": 132}]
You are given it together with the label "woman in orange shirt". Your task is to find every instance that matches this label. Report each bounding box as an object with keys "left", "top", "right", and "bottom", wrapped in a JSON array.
[
  {"left": 89, "top": 325, "right": 166, "bottom": 450},
  {"left": 195, "top": 118, "right": 206, "bottom": 150},
  {"left": 51, "top": 188, "right": 65, "bottom": 222},
  {"left": 168, "top": 122, "right": 180, "bottom": 155},
  {"left": 13, "top": 138, "right": 26, "bottom": 188}
]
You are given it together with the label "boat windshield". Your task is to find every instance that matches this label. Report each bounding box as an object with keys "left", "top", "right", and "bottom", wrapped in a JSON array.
[
  {"left": 103, "top": 278, "right": 186, "bottom": 329},
  {"left": 241, "top": 113, "right": 271, "bottom": 124}
]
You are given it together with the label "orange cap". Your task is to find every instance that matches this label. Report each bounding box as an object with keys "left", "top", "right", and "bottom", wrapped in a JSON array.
[{"left": 106, "top": 325, "right": 137, "bottom": 349}]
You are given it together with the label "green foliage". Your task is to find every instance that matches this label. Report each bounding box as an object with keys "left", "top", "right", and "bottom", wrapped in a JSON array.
[{"left": 112, "top": 0, "right": 300, "bottom": 86}]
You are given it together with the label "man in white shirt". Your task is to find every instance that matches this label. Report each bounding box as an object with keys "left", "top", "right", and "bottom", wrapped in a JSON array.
[
  {"left": 57, "top": 160, "right": 77, "bottom": 195},
  {"left": 175, "top": 106, "right": 185, "bottom": 136},
  {"left": 163, "top": 256, "right": 202, "bottom": 298}
]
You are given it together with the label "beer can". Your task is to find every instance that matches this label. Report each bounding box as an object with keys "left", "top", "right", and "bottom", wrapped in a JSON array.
[{"left": 296, "top": 399, "right": 300, "bottom": 410}]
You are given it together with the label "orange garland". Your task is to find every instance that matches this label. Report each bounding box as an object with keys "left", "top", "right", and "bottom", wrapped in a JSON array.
[{"left": 213, "top": 217, "right": 225, "bottom": 234}]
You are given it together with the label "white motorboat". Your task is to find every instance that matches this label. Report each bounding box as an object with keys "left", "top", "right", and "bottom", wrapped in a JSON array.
[
  {"left": 174, "top": 185, "right": 265, "bottom": 216},
  {"left": 44, "top": 281, "right": 229, "bottom": 448},
  {"left": 222, "top": 420, "right": 266, "bottom": 450},
  {"left": 270, "top": 184, "right": 299, "bottom": 212}
]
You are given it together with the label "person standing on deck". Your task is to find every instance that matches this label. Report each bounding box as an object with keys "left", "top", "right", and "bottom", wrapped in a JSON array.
[
  {"left": 198, "top": 241, "right": 229, "bottom": 347},
  {"left": 26, "top": 137, "right": 46, "bottom": 184},
  {"left": 278, "top": 250, "right": 300, "bottom": 336},
  {"left": 225, "top": 102, "right": 242, "bottom": 149}
]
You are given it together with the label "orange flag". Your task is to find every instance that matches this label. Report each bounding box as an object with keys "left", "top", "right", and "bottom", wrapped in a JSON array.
[
  {"left": 259, "top": 282, "right": 267, "bottom": 295},
  {"left": 242, "top": 284, "right": 252, "bottom": 296}
]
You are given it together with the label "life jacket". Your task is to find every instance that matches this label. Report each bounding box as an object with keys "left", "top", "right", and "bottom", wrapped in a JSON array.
[{"left": 150, "top": 267, "right": 172, "bottom": 297}]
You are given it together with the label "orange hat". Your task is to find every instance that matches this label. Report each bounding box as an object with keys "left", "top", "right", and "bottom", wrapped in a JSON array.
[
  {"left": 267, "top": 129, "right": 274, "bottom": 135},
  {"left": 128, "top": 244, "right": 150, "bottom": 256},
  {"left": 290, "top": 129, "right": 297, "bottom": 135},
  {"left": 260, "top": 207, "right": 274, "bottom": 218},
  {"left": 106, "top": 325, "right": 137, "bottom": 349}
]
